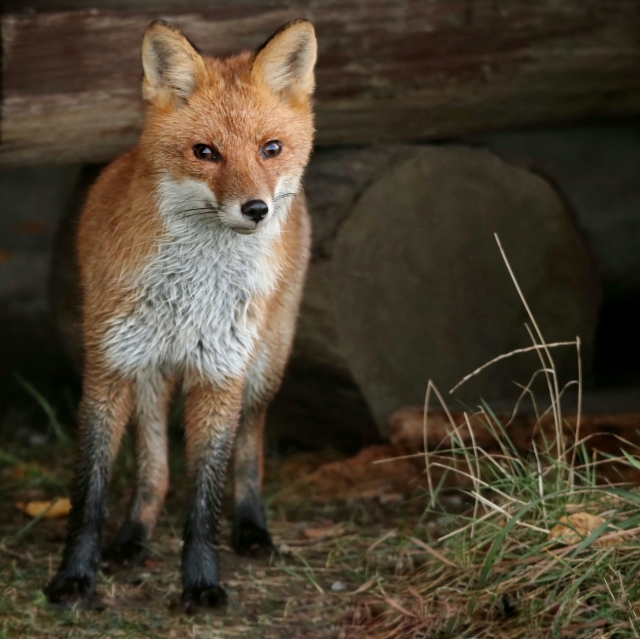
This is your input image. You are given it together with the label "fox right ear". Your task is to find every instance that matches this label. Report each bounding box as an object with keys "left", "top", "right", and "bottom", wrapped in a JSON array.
[{"left": 142, "top": 21, "right": 205, "bottom": 103}]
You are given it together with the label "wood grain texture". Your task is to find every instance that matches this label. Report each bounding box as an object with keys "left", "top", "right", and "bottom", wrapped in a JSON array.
[{"left": 3, "top": 0, "right": 640, "bottom": 165}]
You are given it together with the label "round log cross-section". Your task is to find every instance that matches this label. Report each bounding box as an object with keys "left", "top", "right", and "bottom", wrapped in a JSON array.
[{"left": 315, "top": 145, "right": 601, "bottom": 431}]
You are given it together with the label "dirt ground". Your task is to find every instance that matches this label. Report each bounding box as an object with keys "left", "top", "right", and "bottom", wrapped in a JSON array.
[{"left": 0, "top": 430, "right": 447, "bottom": 639}]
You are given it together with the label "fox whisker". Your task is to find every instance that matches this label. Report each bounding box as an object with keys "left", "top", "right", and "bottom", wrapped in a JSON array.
[
  {"left": 178, "top": 207, "right": 222, "bottom": 213},
  {"left": 174, "top": 212, "right": 220, "bottom": 222},
  {"left": 274, "top": 192, "right": 298, "bottom": 202},
  {"left": 161, "top": 211, "right": 220, "bottom": 224}
]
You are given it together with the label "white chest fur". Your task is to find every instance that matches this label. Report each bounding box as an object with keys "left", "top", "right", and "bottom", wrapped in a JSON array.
[{"left": 102, "top": 178, "right": 283, "bottom": 384}]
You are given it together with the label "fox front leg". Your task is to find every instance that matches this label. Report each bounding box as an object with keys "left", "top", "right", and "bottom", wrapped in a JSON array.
[
  {"left": 180, "top": 378, "right": 243, "bottom": 610},
  {"left": 46, "top": 375, "right": 133, "bottom": 603}
]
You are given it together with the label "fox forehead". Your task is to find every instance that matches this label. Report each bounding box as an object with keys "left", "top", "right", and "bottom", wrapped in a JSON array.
[{"left": 147, "top": 52, "right": 313, "bottom": 151}]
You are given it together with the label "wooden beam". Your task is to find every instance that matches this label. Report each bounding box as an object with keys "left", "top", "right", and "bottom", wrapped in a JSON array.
[
  {"left": 2, "top": 1, "right": 640, "bottom": 166},
  {"left": 2, "top": 0, "right": 267, "bottom": 11}
]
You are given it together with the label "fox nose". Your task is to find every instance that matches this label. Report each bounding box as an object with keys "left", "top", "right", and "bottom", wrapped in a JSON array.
[{"left": 241, "top": 199, "right": 269, "bottom": 224}]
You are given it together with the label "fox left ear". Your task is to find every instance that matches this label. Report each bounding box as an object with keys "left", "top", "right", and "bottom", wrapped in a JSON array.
[
  {"left": 142, "top": 20, "right": 205, "bottom": 103},
  {"left": 252, "top": 20, "right": 317, "bottom": 99}
]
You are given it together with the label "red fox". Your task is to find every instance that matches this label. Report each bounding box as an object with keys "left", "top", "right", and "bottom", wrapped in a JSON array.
[{"left": 46, "top": 19, "right": 316, "bottom": 608}]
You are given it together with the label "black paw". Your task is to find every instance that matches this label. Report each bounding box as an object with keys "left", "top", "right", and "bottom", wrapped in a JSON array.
[
  {"left": 102, "top": 537, "right": 147, "bottom": 570},
  {"left": 180, "top": 585, "right": 228, "bottom": 613},
  {"left": 46, "top": 571, "right": 96, "bottom": 604},
  {"left": 232, "top": 520, "right": 273, "bottom": 557},
  {"left": 102, "top": 521, "right": 148, "bottom": 570}
]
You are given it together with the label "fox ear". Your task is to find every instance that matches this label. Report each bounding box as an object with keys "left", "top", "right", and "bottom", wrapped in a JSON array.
[
  {"left": 142, "top": 20, "right": 205, "bottom": 103},
  {"left": 252, "top": 20, "right": 317, "bottom": 99}
]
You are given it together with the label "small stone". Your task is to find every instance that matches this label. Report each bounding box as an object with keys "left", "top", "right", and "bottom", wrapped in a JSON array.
[
  {"left": 331, "top": 580, "right": 347, "bottom": 592},
  {"left": 28, "top": 433, "right": 47, "bottom": 447}
]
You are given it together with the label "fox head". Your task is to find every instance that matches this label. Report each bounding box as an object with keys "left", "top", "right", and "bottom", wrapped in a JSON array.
[{"left": 139, "top": 20, "right": 317, "bottom": 235}]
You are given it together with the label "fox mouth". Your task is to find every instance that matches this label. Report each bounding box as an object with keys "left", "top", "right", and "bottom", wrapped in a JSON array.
[{"left": 231, "top": 225, "right": 261, "bottom": 235}]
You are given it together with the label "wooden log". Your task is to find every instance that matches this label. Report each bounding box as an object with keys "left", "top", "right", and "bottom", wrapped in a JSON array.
[
  {"left": 3, "top": 0, "right": 640, "bottom": 166},
  {"left": 297, "top": 145, "right": 601, "bottom": 432}
]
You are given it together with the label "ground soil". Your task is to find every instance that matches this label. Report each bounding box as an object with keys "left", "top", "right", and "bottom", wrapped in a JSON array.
[{"left": 0, "top": 435, "right": 443, "bottom": 639}]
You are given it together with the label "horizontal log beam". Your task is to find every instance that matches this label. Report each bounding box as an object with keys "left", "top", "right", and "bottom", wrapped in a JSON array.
[
  {"left": 2, "top": 1, "right": 640, "bottom": 166},
  {"left": 2, "top": 0, "right": 268, "bottom": 11}
]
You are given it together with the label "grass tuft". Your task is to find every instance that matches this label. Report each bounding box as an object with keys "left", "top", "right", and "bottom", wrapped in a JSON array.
[{"left": 341, "top": 234, "right": 640, "bottom": 638}]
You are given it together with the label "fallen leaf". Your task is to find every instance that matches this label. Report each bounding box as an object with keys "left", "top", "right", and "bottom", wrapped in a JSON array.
[
  {"left": 8, "top": 466, "right": 26, "bottom": 479},
  {"left": 3, "top": 463, "right": 47, "bottom": 479},
  {"left": 16, "top": 498, "right": 71, "bottom": 519},
  {"left": 548, "top": 512, "right": 606, "bottom": 546}
]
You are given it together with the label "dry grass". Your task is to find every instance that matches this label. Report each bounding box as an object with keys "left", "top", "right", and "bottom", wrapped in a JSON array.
[{"left": 338, "top": 437, "right": 640, "bottom": 638}]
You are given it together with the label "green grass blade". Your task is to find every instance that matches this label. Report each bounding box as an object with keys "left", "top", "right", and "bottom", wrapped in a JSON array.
[{"left": 15, "top": 374, "right": 70, "bottom": 445}]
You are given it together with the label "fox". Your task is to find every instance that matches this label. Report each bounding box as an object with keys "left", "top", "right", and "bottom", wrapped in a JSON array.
[{"left": 46, "top": 19, "right": 316, "bottom": 608}]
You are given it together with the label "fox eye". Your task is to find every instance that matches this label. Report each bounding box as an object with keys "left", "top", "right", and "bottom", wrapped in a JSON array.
[
  {"left": 193, "top": 144, "right": 220, "bottom": 162},
  {"left": 261, "top": 140, "right": 283, "bottom": 158}
]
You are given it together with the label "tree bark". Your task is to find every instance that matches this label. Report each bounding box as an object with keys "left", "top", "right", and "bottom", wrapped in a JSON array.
[{"left": 3, "top": 0, "right": 640, "bottom": 166}]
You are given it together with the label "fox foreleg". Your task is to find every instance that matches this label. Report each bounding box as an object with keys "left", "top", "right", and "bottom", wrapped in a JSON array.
[
  {"left": 180, "top": 378, "right": 243, "bottom": 610},
  {"left": 46, "top": 374, "right": 133, "bottom": 603}
]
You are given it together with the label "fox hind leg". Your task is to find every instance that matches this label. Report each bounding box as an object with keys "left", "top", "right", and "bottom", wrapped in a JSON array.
[
  {"left": 232, "top": 337, "right": 293, "bottom": 557},
  {"left": 103, "top": 370, "right": 174, "bottom": 568},
  {"left": 232, "top": 405, "right": 272, "bottom": 556}
]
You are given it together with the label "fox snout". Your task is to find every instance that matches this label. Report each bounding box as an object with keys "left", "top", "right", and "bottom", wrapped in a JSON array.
[
  {"left": 241, "top": 199, "right": 269, "bottom": 224},
  {"left": 224, "top": 198, "right": 272, "bottom": 235},
  {"left": 219, "top": 193, "right": 278, "bottom": 235}
]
